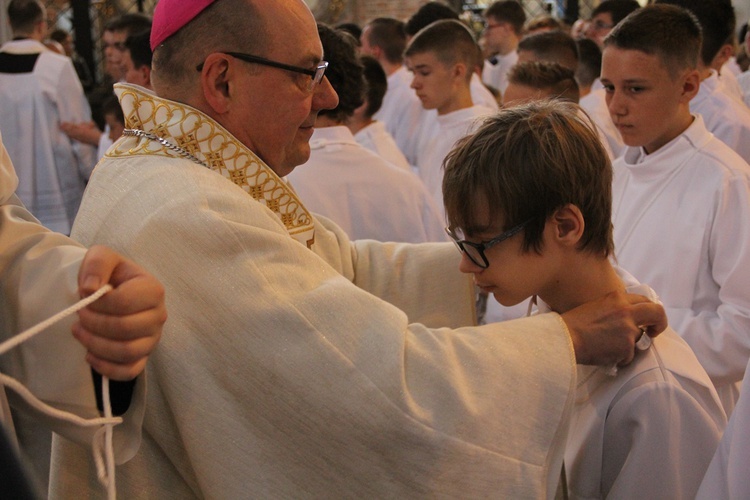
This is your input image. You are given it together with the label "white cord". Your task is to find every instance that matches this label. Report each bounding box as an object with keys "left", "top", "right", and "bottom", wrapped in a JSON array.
[
  {"left": 0, "top": 283, "right": 118, "bottom": 498},
  {"left": 0, "top": 284, "right": 113, "bottom": 355}
]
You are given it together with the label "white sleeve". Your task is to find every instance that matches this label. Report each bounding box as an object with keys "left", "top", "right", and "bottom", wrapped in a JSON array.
[
  {"left": 601, "top": 380, "right": 723, "bottom": 499},
  {"left": 667, "top": 173, "right": 750, "bottom": 388}
]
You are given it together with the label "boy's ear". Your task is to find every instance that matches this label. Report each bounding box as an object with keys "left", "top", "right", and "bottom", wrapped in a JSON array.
[
  {"left": 710, "top": 44, "right": 734, "bottom": 70},
  {"left": 552, "top": 204, "right": 584, "bottom": 246},
  {"left": 452, "top": 61, "right": 467, "bottom": 81},
  {"left": 680, "top": 69, "right": 701, "bottom": 103}
]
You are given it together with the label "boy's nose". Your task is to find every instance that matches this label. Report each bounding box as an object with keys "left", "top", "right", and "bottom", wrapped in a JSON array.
[
  {"left": 606, "top": 90, "right": 625, "bottom": 116},
  {"left": 458, "top": 253, "right": 483, "bottom": 274}
]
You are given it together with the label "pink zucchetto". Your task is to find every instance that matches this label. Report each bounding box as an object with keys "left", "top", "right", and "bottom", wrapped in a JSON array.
[{"left": 150, "top": 0, "right": 220, "bottom": 50}]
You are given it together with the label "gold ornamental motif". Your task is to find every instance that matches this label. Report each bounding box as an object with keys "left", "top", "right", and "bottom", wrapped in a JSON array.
[{"left": 108, "top": 84, "right": 315, "bottom": 246}]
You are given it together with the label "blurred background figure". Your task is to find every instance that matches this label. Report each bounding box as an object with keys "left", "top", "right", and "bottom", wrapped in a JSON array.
[{"left": 48, "top": 27, "right": 93, "bottom": 92}]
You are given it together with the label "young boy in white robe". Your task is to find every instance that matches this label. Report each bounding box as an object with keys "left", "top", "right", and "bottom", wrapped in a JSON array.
[
  {"left": 602, "top": 4, "right": 750, "bottom": 415},
  {"left": 404, "top": 19, "right": 495, "bottom": 218},
  {"left": 442, "top": 100, "right": 727, "bottom": 499}
]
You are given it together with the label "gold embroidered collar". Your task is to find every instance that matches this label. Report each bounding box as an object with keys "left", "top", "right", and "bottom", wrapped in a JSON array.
[{"left": 110, "top": 83, "right": 315, "bottom": 247}]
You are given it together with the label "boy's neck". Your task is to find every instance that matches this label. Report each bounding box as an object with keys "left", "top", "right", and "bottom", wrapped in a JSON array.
[
  {"left": 380, "top": 60, "right": 402, "bottom": 76},
  {"left": 643, "top": 112, "right": 694, "bottom": 155},
  {"left": 540, "top": 254, "right": 623, "bottom": 314},
  {"left": 345, "top": 114, "right": 373, "bottom": 135},
  {"left": 696, "top": 62, "right": 713, "bottom": 82},
  {"left": 314, "top": 115, "right": 342, "bottom": 128},
  {"left": 496, "top": 38, "right": 519, "bottom": 57},
  {"left": 437, "top": 88, "right": 474, "bottom": 116}
]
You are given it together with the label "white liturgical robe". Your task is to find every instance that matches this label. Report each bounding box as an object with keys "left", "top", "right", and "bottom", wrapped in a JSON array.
[
  {"left": 612, "top": 115, "right": 750, "bottom": 415},
  {"left": 580, "top": 83, "right": 626, "bottom": 159},
  {"left": 0, "top": 39, "right": 95, "bottom": 234},
  {"left": 739, "top": 71, "right": 750, "bottom": 108},
  {"left": 0, "top": 132, "right": 144, "bottom": 496},
  {"left": 374, "top": 65, "right": 425, "bottom": 165},
  {"left": 690, "top": 70, "right": 750, "bottom": 164},
  {"left": 470, "top": 72, "right": 499, "bottom": 110},
  {"left": 417, "top": 105, "right": 494, "bottom": 217},
  {"left": 537, "top": 268, "right": 725, "bottom": 499},
  {"left": 697, "top": 356, "right": 750, "bottom": 499},
  {"left": 49, "top": 84, "right": 578, "bottom": 499},
  {"left": 287, "top": 126, "right": 445, "bottom": 243},
  {"left": 353, "top": 120, "right": 410, "bottom": 171},
  {"left": 483, "top": 51, "right": 518, "bottom": 95}
]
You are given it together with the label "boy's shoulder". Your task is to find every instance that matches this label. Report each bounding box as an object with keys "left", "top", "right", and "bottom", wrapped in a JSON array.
[
  {"left": 692, "top": 73, "right": 750, "bottom": 133},
  {"left": 438, "top": 104, "right": 495, "bottom": 128},
  {"left": 577, "top": 327, "right": 720, "bottom": 416},
  {"left": 577, "top": 267, "right": 721, "bottom": 412},
  {"left": 616, "top": 115, "right": 750, "bottom": 180}
]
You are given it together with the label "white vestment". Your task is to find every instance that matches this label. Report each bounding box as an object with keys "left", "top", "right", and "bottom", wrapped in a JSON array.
[
  {"left": 738, "top": 71, "right": 750, "bottom": 108},
  {"left": 483, "top": 51, "right": 518, "bottom": 95},
  {"left": 374, "top": 65, "right": 425, "bottom": 166},
  {"left": 470, "top": 72, "right": 500, "bottom": 110},
  {"left": 0, "top": 39, "right": 95, "bottom": 234},
  {"left": 690, "top": 70, "right": 750, "bottom": 164},
  {"left": 718, "top": 63, "right": 746, "bottom": 104},
  {"left": 697, "top": 356, "right": 750, "bottom": 499},
  {"left": 538, "top": 268, "right": 726, "bottom": 499},
  {"left": 580, "top": 83, "right": 626, "bottom": 159},
  {"left": 287, "top": 126, "right": 445, "bottom": 243},
  {"left": 612, "top": 115, "right": 750, "bottom": 415},
  {"left": 353, "top": 120, "right": 410, "bottom": 171},
  {"left": 49, "top": 84, "right": 578, "bottom": 499},
  {"left": 96, "top": 128, "right": 113, "bottom": 161},
  {"left": 0, "top": 132, "right": 144, "bottom": 494},
  {"left": 416, "top": 105, "right": 494, "bottom": 217}
]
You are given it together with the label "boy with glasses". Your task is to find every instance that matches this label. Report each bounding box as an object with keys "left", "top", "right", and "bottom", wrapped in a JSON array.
[
  {"left": 583, "top": 0, "right": 640, "bottom": 48},
  {"left": 443, "top": 100, "right": 726, "bottom": 498},
  {"left": 481, "top": 0, "right": 526, "bottom": 95}
]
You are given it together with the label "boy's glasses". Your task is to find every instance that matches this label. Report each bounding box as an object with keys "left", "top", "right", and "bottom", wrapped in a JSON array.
[
  {"left": 196, "top": 52, "right": 328, "bottom": 92},
  {"left": 589, "top": 20, "right": 614, "bottom": 31},
  {"left": 446, "top": 219, "right": 532, "bottom": 269}
]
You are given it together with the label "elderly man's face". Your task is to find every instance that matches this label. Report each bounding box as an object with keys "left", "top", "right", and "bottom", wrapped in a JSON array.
[{"left": 223, "top": 0, "right": 338, "bottom": 177}]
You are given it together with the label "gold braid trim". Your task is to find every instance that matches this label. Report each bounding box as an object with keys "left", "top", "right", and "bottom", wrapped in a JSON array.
[{"left": 108, "top": 84, "right": 315, "bottom": 247}]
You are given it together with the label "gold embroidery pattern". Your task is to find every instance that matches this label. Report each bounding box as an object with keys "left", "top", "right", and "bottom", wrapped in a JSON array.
[
  {"left": 205, "top": 151, "right": 224, "bottom": 170},
  {"left": 176, "top": 133, "right": 200, "bottom": 156},
  {"left": 229, "top": 168, "right": 247, "bottom": 185},
  {"left": 108, "top": 84, "right": 315, "bottom": 244}
]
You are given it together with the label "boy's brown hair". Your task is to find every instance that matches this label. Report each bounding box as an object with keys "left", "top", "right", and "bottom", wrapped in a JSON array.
[
  {"left": 507, "top": 61, "right": 580, "bottom": 103},
  {"left": 518, "top": 30, "right": 579, "bottom": 70},
  {"left": 404, "top": 19, "right": 481, "bottom": 83},
  {"left": 484, "top": 1, "right": 526, "bottom": 36},
  {"left": 603, "top": 4, "right": 701, "bottom": 79},
  {"left": 364, "top": 17, "right": 407, "bottom": 65},
  {"left": 443, "top": 100, "right": 613, "bottom": 256}
]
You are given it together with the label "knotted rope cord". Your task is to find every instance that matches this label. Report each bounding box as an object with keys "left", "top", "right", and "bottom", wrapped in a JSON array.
[{"left": 0, "top": 284, "right": 119, "bottom": 499}]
